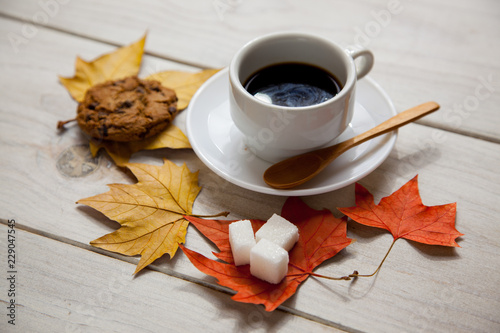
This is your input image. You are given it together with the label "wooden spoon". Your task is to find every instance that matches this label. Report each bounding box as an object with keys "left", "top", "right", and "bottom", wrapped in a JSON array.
[{"left": 263, "top": 101, "right": 440, "bottom": 189}]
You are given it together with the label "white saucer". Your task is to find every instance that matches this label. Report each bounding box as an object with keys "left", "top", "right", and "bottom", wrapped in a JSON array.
[{"left": 186, "top": 68, "right": 397, "bottom": 196}]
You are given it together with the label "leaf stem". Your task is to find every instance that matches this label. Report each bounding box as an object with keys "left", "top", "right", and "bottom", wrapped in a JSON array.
[
  {"left": 286, "top": 239, "right": 398, "bottom": 282},
  {"left": 309, "top": 272, "right": 352, "bottom": 280},
  {"left": 286, "top": 272, "right": 351, "bottom": 281},
  {"left": 349, "top": 238, "right": 398, "bottom": 278},
  {"left": 57, "top": 118, "right": 76, "bottom": 130},
  {"left": 188, "top": 211, "right": 230, "bottom": 218}
]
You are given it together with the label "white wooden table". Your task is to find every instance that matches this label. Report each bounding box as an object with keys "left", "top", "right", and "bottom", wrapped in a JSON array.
[{"left": 1, "top": 1, "right": 499, "bottom": 332}]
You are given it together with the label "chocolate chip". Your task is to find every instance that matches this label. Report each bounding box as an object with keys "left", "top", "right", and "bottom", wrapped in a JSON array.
[
  {"left": 88, "top": 102, "right": 99, "bottom": 110},
  {"left": 120, "top": 100, "right": 133, "bottom": 108}
]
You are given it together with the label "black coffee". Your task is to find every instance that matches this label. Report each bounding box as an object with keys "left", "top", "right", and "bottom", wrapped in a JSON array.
[{"left": 244, "top": 62, "right": 342, "bottom": 107}]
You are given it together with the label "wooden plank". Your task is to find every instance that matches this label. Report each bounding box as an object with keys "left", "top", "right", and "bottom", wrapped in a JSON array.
[
  {"left": 0, "top": 225, "right": 338, "bottom": 332},
  {"left": 0, "top": 17, "right": 499, "bottom": 332},
  {"left": 1, "top": 0, "right": 499, "bottom": 141}
]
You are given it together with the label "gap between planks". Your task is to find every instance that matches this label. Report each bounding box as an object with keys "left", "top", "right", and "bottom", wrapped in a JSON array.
[{"left": 0, "top": 218, "right": 362, "bottom": 333}]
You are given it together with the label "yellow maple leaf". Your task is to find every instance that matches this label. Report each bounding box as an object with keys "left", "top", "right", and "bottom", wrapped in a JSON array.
[
  {"left": 146, "top": 68, "right": 220, "bottom": 110},
  {"left": 78, "top": 159, "right": 227, "bottom": 274},
  {"left": 59, "top": 34, "right": 146, "bottom": 102},
  {"left": 89, "top": 124, "right": 191, "bottom": 166},
  {"left": 58, "top": 34, "right": 218, "bottom": 165}
]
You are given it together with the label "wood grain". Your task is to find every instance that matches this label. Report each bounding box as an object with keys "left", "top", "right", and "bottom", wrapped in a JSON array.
[
  {"left": 0, "top": 225, "right": 337, "bottom": 332},
  {"left": 0, "top": 2, "right": 499, "bottom": 332},
  {"left": 1, "top": 0, "right": 499, "bottom": 142}
]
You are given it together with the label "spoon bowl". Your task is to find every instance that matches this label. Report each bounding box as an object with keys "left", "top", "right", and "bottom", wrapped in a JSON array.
[{"left": 263, "top": 101, "right": 440, "bottom": 189}]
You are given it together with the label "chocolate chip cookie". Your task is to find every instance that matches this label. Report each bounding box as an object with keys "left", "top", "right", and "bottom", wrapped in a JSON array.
[{"left": 76, "top": 76, "right": 178, "bottom": 142}]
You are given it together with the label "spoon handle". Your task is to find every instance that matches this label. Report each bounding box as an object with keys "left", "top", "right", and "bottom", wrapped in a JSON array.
[{"left": 334, "top": 101, "right": 440, "bottom": 155}]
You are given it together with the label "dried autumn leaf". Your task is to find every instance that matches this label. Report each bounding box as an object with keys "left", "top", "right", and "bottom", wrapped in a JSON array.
[
  {"left": 146, "top": 68, "right": 220, "bottom": 110},
  {"left": 58, "top": 34, "right": 218, "bottom": 163},
  {"left": 59, "top": 34, "right": 146, "bottom": 102},
  {"left": 86, "top": 69, "right": 219, "bottom": 164},
  {"left": 181, "top": 197, "right": 353, "bottom": 311},
  {"left": 89, "top": 124, "right": 191, "bottom": 167},
  {"left": 337, "top": 175, "right": 463, "bottom": 278},
  {"left": 78, "top": 159, "right": 201, "bottom": 274},
  {"left": 338, "top": 175, "right": 462, "bottom": 246}
]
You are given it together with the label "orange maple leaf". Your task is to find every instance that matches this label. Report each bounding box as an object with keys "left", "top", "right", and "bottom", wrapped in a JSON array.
[
  {"left": 181, "top": 197, "right": 353, "bottom": 311},
  {"left": 337, "top": 175, "right": 463, "bottom": 278},
  {"left": 338, "top": 175, "right": 462, "bottom": 247}
]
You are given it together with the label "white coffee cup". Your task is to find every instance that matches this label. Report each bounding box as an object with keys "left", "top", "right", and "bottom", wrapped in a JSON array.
[{"left": 229, "top": 32, "right": 374, "bottom": 163}]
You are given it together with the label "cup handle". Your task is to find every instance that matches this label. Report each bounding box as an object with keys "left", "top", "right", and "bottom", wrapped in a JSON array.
[{"left": 346, "top": 46, "right": 374, "bottom": 80}]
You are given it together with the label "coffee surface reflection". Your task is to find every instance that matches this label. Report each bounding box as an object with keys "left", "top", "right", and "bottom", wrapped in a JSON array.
[{"left": 244, "top": 63, "right": 342, "bottom": 107}]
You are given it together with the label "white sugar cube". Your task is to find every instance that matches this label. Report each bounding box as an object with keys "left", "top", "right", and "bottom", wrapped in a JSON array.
[
  {"left": 255, "top": 214, "right": 299, "bottom": 251},
  {"left": 229, "top": 220, "right": 256, "bottom": 266},
  {"left": 250, "top": 238, "right": 289, "bottom": 284}
]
